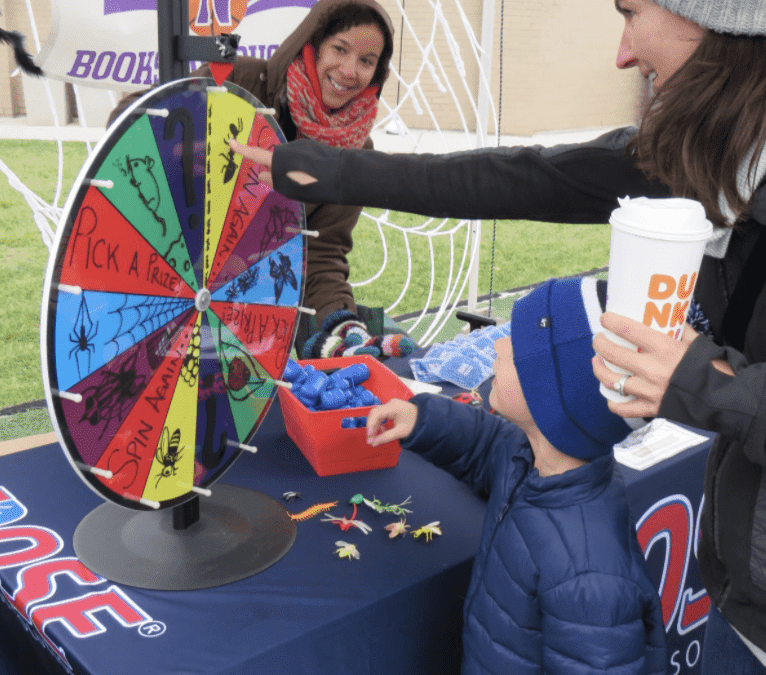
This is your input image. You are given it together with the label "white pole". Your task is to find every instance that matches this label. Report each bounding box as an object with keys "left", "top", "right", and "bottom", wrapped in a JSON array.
[{"left": 468, "top": 0, "right": 496, "bottom": 313}]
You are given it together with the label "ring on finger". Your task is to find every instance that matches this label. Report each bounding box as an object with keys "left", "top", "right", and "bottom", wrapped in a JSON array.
[{"left": 613, "top": 374, "right": 630, "bottom": 397}]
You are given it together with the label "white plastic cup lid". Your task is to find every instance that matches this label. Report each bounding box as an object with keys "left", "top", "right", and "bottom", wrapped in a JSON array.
[{"left": 610, "top": 196, "right": 713, "bottom": 242}]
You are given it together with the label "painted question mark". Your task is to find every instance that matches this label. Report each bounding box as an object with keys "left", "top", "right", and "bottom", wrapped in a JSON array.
[{"left": 164, "top": 108, "right": 199, "bottom": 230}]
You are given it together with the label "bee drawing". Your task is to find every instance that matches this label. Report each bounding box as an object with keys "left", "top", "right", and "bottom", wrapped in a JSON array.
[{"left": 155, "top": 427, "right": 183, "bottom": 488}]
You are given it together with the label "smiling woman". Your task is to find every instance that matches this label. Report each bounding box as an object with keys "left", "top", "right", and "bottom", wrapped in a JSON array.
[{"left": 109, "top": 0, "right": 406, "bottom": 360}]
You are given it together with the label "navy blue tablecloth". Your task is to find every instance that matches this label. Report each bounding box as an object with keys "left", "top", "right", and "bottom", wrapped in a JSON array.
[
  {"left": 0, "top": 398, "right": 486, "bottom": 675},
  {"left": 0, "top": 354, "right": 714, "bottom": 675}
]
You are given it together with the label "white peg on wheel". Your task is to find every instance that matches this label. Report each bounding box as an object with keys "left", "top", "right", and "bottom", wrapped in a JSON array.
[
  {"left": 297, "top": 306, "right": 317, "bottom": 315},
  {"left": 77, "top": 463, "right": 113, "bottom": 479},
  {"left": 54, "top": 389, "right": 83, "bottom": 403},
  {"left": 227, "top": 439, "right": 258, "bottom": 454},
  {"left": 177, "top": 482, "right": 212, "bottom": 497},
  {"left": 86, "top": 179, "right": 114, "bottom": 189},
  {"left": 287, "top": 227, "right": 319, "bottom": 238},
  {"left": 56, "top": 284, "right": 82, "bottom": 295}
]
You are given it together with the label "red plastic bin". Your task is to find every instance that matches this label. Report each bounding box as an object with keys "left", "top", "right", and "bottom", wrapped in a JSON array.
[{"left": 277, "top": 355, "right": 413, "bottom": 476}]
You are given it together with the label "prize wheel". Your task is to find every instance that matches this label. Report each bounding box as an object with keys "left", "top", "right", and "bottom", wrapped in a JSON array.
[{"left": 41, "top": 78, "right": 306, "bottom": 513}]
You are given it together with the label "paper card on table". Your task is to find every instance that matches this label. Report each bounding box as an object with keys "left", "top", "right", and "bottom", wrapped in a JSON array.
[{"left": 614, "top": 419, "right": 710, "bottom": 471}]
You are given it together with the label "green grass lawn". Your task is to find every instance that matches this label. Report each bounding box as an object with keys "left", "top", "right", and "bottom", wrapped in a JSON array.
[{"left": 0, "top": 138, "right": 609, "bottom": 415}]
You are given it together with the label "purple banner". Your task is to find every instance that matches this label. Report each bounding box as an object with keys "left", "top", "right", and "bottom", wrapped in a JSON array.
[{"left": 104, "top": 0, "right": 315, "bottom": 16}]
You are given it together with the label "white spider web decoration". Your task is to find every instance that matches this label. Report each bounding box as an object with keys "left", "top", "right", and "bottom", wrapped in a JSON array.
[{"left": 2, "top": 0, "right": 502, "bottom": 347}]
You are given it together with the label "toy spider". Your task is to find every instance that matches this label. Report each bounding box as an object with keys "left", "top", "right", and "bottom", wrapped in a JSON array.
[
  {"left": 282, "top": 491, "right": 302, "bottom": 503},
  {"left": 384, "top": 518, "right": 411, "bottom": 539}
]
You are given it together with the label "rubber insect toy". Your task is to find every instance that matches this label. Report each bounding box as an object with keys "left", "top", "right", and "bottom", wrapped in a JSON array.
[
  {"left": 320, "top": 513, "right": 372, "bottom": 534},
  {"left": 334, "top": 541, "right": 360, "bottom": 561},
  {"left": 289, "top": 501, "right": 338, "bottom": 521},
  {"left": 320, "top": 497, "right": 371, "bottom": 533},
  {"left": 350, "top": 493, "right": 413, "bottom": 517},
  {"left": 282, "top": 491, "right": 303, "bottom": 504},
  {"left": 452, "top": 390, "right": 483, "bottom": 407},
  {"left": 384, "top": 518, "right": 411, "bottom": 539},
  {"left": 411, "top": 522, "right": 442, "bottom": 542}
]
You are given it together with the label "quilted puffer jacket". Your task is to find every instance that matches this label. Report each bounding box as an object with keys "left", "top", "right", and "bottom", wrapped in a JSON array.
[{"left": 402, "top": 394, "right": 667, "bottom": 675}]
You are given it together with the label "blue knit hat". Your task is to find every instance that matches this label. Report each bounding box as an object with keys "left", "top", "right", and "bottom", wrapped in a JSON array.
[{"left": 511, "top": 277, "right": 641, "bottom": 461}]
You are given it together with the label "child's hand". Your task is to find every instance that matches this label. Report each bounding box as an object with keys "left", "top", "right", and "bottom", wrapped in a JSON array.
[{"left": 366, "top": 399, "right": 418, "bottom": 447}]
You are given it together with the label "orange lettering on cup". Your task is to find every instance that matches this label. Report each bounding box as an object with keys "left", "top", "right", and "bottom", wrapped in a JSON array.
[
  {"left": 677, "top": 273, "right": 697, "bottom": 300},
  {"left": 643, "top": 302, "right": 671, "bottom": 328},
  {"left": 671, "top": 300, "right": 689, "bottom": 327},
  {"left": 648, "top": 274, "right": 676, "bottom": 300}
]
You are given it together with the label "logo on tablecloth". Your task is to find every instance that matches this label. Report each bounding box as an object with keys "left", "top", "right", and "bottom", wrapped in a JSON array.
[
  {"left": 0, "top": 487, "right": 163, "bottom": 671},
  {"left": 637, "top": 494, "right": 710, "bottom": 673}
]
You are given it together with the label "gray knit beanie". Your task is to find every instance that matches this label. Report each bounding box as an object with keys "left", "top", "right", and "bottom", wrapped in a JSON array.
[{"left": 654, "top": 0, "right": 766, "bottom": 35}]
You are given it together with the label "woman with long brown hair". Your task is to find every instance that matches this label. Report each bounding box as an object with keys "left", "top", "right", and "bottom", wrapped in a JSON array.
[{"left": 231, "top": 1, "right": 766, "bottom": 672}]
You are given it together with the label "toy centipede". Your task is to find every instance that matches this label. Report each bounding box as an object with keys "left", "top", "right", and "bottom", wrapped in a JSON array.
[{"left": 289, "top": 501, "right": 338, "bottom": 521}]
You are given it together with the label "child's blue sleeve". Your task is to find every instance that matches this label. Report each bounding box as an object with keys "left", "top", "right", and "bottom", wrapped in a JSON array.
[{"left": 401, "top": 393, "right": 528, "bottom": 496}]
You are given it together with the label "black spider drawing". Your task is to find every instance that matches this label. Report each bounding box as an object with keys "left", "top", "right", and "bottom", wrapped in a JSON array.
[
  {"left": 79, "top": 350, "right": 146, "bottom": 439},
  {"left": 68, "top": 294, "right": 99, "bottom": 379},
  {"left": 269, "top": 252, "right": 297, "bottom": 304},
  {"left": 220, "top": 118, "right": 243, "bottom": 184},
  {"left": 154, "top": 427, "right": 183, "bottom": 488}
]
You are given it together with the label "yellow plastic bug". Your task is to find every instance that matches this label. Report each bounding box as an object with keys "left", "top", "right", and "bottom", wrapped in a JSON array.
[
  {"left": 334, "top": 541, "right": 360, "bottom": 560},
  {"left": 411, "top": 521, "right": 442, "bottom": 542}
]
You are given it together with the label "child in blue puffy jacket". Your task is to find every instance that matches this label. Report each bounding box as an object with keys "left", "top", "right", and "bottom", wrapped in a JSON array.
[{"left": 367, "top": 277, "right": 667, "bottom": 675}]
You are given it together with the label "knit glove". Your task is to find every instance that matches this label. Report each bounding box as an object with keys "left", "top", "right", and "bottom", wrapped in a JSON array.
[{"left": 302, "top": 310, "right": 415, "bottom": 359}]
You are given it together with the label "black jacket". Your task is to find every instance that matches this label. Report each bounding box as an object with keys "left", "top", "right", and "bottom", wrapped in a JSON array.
[{"left": 271, "top": 127, "right": 766, "bottom": 648}]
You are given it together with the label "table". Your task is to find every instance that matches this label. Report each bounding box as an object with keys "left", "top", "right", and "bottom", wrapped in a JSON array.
[
  {"left": 0, "top": 358, "right": 713, "bottom": 675},
  {"left": 0, "top": 399, "right": 486, "bottom": 675}
]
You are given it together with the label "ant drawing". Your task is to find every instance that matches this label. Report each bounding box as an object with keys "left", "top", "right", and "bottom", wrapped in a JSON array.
[
  {"left": 155, "top": 426, "right": 183, "bottom": 488},
  {"left": 68, "top": 294, "right": 99, "bottom": 379},
  {"left": 220, "top": 118, "right": 244, "bottom": 184},
  {"left": 269, "top": 252, "right": 297, "bottom": 304}
]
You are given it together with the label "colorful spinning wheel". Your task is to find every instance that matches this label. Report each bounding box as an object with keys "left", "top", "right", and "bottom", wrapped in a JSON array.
[{"left": 41, "top": 78, "right": 306, "bottom": 511}]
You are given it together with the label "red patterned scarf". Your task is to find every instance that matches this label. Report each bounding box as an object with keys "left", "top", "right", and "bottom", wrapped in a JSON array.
[{"left": 286, "top": 44, "right": 379, "bottom": 149}]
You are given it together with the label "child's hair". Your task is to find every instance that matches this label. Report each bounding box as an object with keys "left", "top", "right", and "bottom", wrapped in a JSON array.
[
  {"left": 510, "top": 278, "right": 643, "bottom": 460},
  {"left": 309, "top": 2, "right": 394, "bottom": 90}
]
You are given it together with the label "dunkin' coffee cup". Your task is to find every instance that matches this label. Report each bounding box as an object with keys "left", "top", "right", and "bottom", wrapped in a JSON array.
[{"left": 599, "top": 196, "right": 713, "bottom": 403}]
